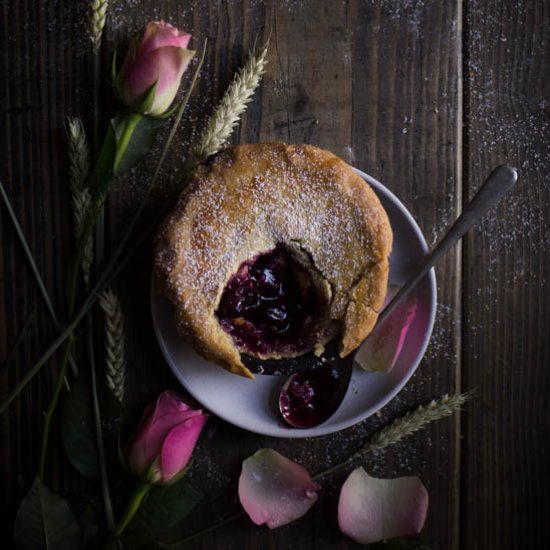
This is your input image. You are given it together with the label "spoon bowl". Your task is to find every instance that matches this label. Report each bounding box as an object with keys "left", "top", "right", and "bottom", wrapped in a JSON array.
[{"left": 279, "top": 360, "right": 354, "bottom": 428}]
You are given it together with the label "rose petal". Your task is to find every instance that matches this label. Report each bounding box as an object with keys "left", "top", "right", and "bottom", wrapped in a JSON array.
[
  {"left": 116, "top": 45, "right": 194, "bottom": 115},
  {"left": 143, "top": 409, "right": 203, "bottom": 463},
  {"left": 125, "top": 401, "right": 157, "bottom": 475},
  {"left": 138, "top": 392, "right": 202, "bottom": 468},
  {"left": 160, "top": 414, "right": 208, "bottom": 482},
  {"left": 338, "top": 467, "right": 428, "bottom": 544},
  {"left": 140, "top": 21, "right": 191, "bottom": 54},
  {"left": 239, "top": 449, "right": 320, "bottom": 529},
  {"left": 148, "top": 47, "right": 195, "bottom": 115},
  {"left": 355, "top": 285, "right": 417, "bottom": 372},
  {"left": 125, "top": 391, "right": 207, "bottom": 483},
  {"left": 157, "top": 390, "right": 193, "bottom": 415}
]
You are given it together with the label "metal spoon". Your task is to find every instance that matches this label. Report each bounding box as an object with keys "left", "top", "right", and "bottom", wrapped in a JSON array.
[{"left": 243, "top": 164, "right": 518, "bottom": 427}]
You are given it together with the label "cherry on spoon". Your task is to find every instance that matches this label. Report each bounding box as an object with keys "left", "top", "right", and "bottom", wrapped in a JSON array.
[{"left": 278, "top": 164, "right": 518, "bottom": 428}]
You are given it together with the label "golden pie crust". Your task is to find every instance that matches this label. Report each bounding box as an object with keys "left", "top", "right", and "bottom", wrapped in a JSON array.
[{"left": 155, "top": 142, "right": 393, "bottom": 378}]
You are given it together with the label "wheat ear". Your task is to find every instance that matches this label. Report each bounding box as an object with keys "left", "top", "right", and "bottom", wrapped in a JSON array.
[
  {"left": 192, "top": 40, "right": 269, "bottom": 164},
  {"left": 363, "top": 392, "right": 471, "bottom": 453},
  {"left": 68, "top": 117, "right": 94, "bottom": 287},
  {"left": 98, "top": 288, "right": 126, "bottom": 402},
  {"left": 314, "top": 392, "right": 472, "bottom": 480},
  {"left": 90, "top": 0, "right": 109, "bottom": 52}
]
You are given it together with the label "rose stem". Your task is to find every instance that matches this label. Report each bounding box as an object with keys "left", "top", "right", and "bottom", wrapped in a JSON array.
[{"left": 101, "top": 480, "right": 150, "bottom": 549}]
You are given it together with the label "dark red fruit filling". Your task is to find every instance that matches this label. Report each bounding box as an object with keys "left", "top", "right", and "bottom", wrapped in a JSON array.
[
  {"left": 279, "top": 367, "right": 343, "bottom": 428},
  {"left": 215, "top": 245, "right": 321, "bottom": 355}
]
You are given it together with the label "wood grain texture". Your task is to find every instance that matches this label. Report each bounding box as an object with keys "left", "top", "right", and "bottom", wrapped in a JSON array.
[
  {"left": 350, "top": 3, "right": 463, "bottom": 548},
  {"left": 461, "top": 0, "right": 550, "bottom": 548},
  {"left": 0, "top": 0, "right": 95, "bottom": 537},
  {"left": 0, "top": 0, "right": 548, "bottom": 549}
]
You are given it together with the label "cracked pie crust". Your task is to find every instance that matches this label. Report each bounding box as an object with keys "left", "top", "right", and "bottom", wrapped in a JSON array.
[{"left": 155, "top": 142, "right": 393, "bottom": 378}]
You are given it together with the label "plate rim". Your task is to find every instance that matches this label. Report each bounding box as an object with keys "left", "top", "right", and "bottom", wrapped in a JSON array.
[{"left": 151, "top": 167, "right": 437, "bottom": 438}]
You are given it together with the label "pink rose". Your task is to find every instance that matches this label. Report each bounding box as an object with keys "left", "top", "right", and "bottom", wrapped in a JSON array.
[
  {"left": 116, "top": 21, "right": 195, "bottom": 116},
  {"left": 125, "top": 391, "right": 207, "bottom": 484}
]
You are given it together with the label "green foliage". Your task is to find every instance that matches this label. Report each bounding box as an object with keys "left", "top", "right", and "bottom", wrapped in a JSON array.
[
  {"left": 89, "top": 123, "right": 117, "bottom": 204},
  {"left": 87, "top": 110, "right": 162, "bottom": 206},
  {"left": 129, "top": 477, "right": 202, "bottom": 536},
  {"left": 62, "top": 371, "right": 124, "bottom": 480},
  {"left": 111, "top": 112, "right": 163, "bottom": 174},
  {"left": 14, "top": 477, "right": 80, "bottom": 550}
]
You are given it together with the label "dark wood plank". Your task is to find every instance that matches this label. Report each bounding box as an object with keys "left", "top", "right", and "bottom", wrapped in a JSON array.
[
  {"left": 0, "top": 0, "right": 96, "bottom": 537},
  {"left": 462, "top": 1, "right": 550, "bottom": 548},
  {"left": 350, "top": 2, "right": 463, "bottom": 548}
]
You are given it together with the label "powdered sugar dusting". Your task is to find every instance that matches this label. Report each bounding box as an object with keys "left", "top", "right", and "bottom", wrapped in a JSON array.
[
  {"left": 155, "top": 143, "right": 391, "bottom": 368},
  {"left": 465, "top": 0, "right": 550, "bottom": 287}
]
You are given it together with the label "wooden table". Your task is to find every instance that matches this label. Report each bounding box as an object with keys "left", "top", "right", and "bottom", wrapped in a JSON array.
[{"left": 1, "top": 1, "right": 549, "bottom": 548}]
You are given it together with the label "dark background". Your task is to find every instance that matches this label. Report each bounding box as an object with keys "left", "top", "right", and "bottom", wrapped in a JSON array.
[{"left": 1, "top": 1, "right": 549, "bottom": 548}]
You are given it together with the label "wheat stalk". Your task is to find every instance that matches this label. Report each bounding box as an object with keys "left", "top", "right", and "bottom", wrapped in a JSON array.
[
  {"left": 314, "top": 392, "right": 472, "bottom": 480},
  {"left": 89, "top": 0, "right": 109, "bottom": 52},
  {"left": 192, "top": 40, "right": 269, "bottom": 164},
  {"left": 68, "top": 117, "right": 90, "bottom": 192},
  {"left": 98, "top": 288, "right": 126, "bottom": 402},
  {"left": 68, "top": 117, "right": 94, "bottom": 287},
  {"left": 72, "top": 190, "right": 93, "bottom": 287},
  {"left": 363, "top": 392, "right": 471, "bottom": 453}
]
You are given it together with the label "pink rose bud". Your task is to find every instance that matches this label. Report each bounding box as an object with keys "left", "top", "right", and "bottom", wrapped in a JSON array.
[
  {"left": 125, "top": 391, "right": 207, "bottom": 484},
  {"left": 115, "top": 21, "right": 195, "bottom": 116}
]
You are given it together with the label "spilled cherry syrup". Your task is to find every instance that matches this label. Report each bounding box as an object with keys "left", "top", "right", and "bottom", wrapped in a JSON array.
[{"left": 216, "top": 245, "right": 321, "bottom": 355}]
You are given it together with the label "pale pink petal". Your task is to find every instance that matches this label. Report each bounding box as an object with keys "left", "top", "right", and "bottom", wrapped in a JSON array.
[
  {"left": 338, "top": 467, "right": 428, "bottom": 544},
  {"left": 116, "top": 45, "right": 158, "bottom": 105},
  {"left": 239, "top": 449, "right": 320, "bottom": 529},
  {"left": 116, "top": 21, "right": 194, "bottom": 116},
  {"left": 355, "top": 289, "right": 418, "bottom": 373},
  {"left": 117, "top": 46, "right": 193, "bottom": 113},
  {"left": 139, "top": 21, "right": 191, "bottom": 54},
  {"left": 176, "top": 32, "right": 192, "bottom": 49},
  {"left": 148, "top": 47, "right": 194, "bottom": 115},
  {"left": 160, "top": 414, "right": 208, "bottom": 482}
]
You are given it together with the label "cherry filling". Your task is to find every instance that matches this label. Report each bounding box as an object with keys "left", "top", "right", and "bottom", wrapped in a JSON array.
[{"left": 215, "top": 245, "right": 322, "bottom": 355}]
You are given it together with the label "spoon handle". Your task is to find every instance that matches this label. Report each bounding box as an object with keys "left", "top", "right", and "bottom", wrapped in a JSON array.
[{"left": 376, "top": 164, "right": 518, "bottom": 326}]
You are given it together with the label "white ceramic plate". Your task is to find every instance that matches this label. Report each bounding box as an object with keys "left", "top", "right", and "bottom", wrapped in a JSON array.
[{"left": 151, "top": 169, "right": 437, "bottom": 438}]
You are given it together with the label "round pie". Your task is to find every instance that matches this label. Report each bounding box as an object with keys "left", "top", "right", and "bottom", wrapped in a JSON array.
[{"left": 155, "top": 142, "right": 392, "bottom": 378}]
